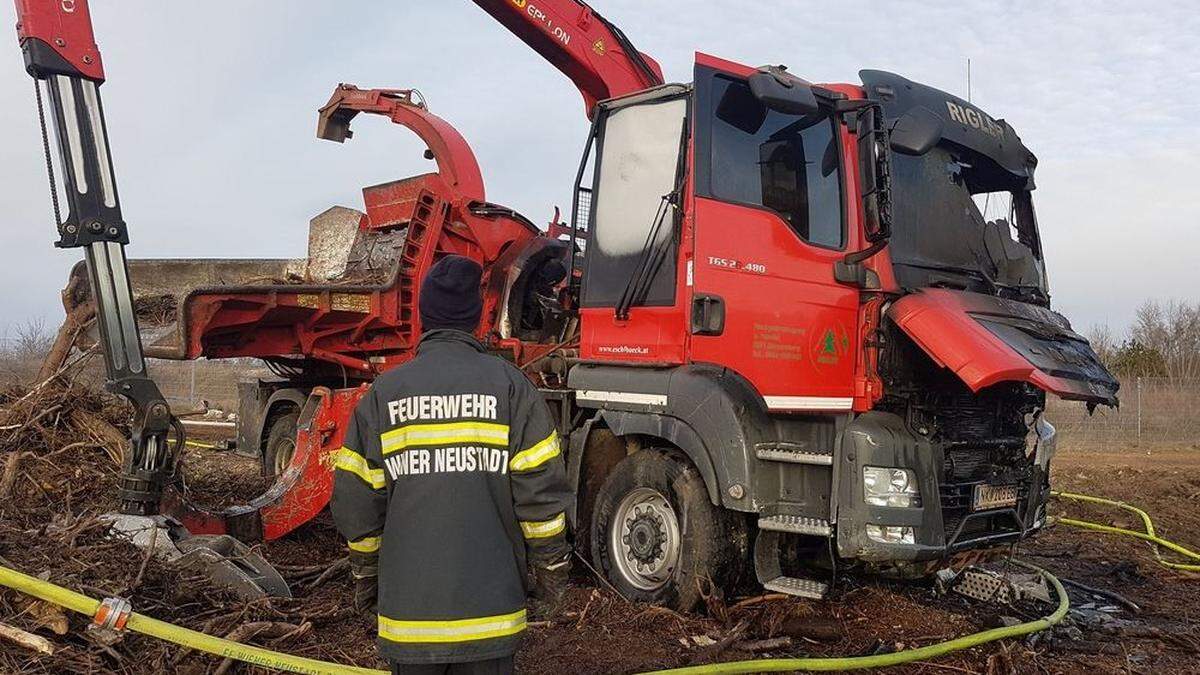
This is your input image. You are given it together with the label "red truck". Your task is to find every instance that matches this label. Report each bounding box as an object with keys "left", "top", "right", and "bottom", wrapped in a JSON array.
[{"left": 18, "top": 0, "right": 1118, "bottom": 609}]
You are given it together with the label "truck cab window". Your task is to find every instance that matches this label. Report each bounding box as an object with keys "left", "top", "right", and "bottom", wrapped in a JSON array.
[{"left": 707, "top": 76, "right": 844, "bottom": 249}]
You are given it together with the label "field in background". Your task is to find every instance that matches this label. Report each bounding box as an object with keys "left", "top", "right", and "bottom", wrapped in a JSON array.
[
  {"left": 1047, "top": 376, "right": 1200, "bottom": 452},
  {"left": 2, "top": 352, "right": 264, "bottom": 413}
]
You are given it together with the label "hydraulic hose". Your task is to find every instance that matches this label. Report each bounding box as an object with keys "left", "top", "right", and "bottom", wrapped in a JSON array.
[
  {"left": 1051, "top": 491, "right": 1200, "bottom": 572},
  {"left": 645, "top": 561, "right": 1068, "bottom": 674},
  {"left": 0, "top": 564, "right": 387, "bottom": 675}
]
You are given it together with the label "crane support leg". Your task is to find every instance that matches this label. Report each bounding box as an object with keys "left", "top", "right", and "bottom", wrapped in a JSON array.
[{"left": 18, "top": 3, "right": 174, "bottom": 516}]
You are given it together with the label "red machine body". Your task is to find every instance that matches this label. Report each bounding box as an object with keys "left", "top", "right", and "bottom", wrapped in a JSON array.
[
  {"left": 471, "top": 0, "right": 663, "bottom": 113},
  {"left": 150, "top": 86, "right": 538, "bottom": 371}
]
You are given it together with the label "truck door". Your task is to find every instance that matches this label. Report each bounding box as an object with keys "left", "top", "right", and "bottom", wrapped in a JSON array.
[
  {"left": 578, "top": 86, "right": 692, "bottom": 363},
  {"left": 689, "top": 54, "right": 860, "bottom": 412}
]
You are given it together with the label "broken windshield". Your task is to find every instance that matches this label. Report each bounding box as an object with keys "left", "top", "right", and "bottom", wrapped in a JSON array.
[{"left": 887, "top": 142, "right": 1048, "bottom": 300}]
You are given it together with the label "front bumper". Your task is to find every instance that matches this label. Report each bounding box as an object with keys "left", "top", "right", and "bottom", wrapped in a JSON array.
[{"left": 835, "top": 411, "right": 1052, "bottom": 563}]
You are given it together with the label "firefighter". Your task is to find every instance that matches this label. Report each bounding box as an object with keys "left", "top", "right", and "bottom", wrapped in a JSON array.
[{"left": 331, "top": 255, "right": 572, "bottom": 674}]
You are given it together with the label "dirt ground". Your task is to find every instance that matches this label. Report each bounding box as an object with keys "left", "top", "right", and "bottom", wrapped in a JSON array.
[{"left": 0, "top": 383, "right": 1197, "bottom": 674}]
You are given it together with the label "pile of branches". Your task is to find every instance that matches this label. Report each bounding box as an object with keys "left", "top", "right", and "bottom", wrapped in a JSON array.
[
  {"left": 0, "top": 380, "right": 129, "bottom": 513},
  {"left": 0, "top": 374, "right": 380, "bottom": 673}
]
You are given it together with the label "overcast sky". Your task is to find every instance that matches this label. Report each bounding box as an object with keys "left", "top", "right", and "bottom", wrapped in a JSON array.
[{"left": 2, "top": 1, "right": 1198, "bottom": 344}]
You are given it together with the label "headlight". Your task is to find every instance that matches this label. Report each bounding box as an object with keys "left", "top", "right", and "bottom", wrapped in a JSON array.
[
  {"left": 863, "top": 466, "right": 922, "bottom": 508},
  {"left": 866, "top": 524, "right": 915, "bottom": 545}
]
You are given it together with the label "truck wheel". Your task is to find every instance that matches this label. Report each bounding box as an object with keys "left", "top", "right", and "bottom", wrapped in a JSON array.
[
  {"left": 262, "top": 411, "right": 299, "bottom": 478},
  {"left": 590, "top": 448, "right": 737, "bottom": 611}
]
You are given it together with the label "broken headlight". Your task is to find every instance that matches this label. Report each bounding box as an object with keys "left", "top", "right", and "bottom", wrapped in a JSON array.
[
  {"left": 863, "top": 466, "right": 922, "bottom": 508},
  {"left": 1033, "top": 417, "right": 1057, "bottom": 468}
]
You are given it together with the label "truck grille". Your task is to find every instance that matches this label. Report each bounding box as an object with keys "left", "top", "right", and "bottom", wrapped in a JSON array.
[{"left": 939, "top": 445, "right": 1030, "bottom": 545}]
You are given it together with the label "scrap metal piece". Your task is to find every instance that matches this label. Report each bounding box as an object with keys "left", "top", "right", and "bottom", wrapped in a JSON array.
[
  {"left": 1008, "top": 572, "right": 1053, "bottom": 604},
  {"left": 937, "top": 565, "right": 1055, "bottom": 606},
  {"left": 950, "top": 566, "right": 1015, "bottom": 604},
  {"left": 102, "top": 514, "right": 290, "bottom": 600}
]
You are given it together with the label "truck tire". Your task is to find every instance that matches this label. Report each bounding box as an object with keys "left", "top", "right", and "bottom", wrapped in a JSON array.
[
  {"left": 262, "top": 411, "right": 299, "bottom": 478},
  {"left": 590, "top": 447, "right": 739, "bottom": 611}
]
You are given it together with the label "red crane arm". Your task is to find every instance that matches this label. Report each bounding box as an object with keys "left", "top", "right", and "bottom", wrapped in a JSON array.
[
  {"left": 14, "top": 0, "right": 104, "bottom": 80},
  {"left": 317, "top": 85, "right": 487, "bottom": 201},
  {"left": 471, "top": 0, "right": 664, "bottom": 114}
]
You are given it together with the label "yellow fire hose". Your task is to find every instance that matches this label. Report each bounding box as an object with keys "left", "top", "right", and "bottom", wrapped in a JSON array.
[
  {"left": 646, "top": 561, "right": 1067, "bottom": 674},
  {"left": 2, "top": 489, "right": 1193, "bottom": 674},
  {"left": 1051, "top": 491, "right": 1200, "bottom": 573},
  {"left": 0, "top": 559, "right": 1065, "bottom": 674},
  {"left": 0, "top": 564, "right": 387, "bottom": 675}
]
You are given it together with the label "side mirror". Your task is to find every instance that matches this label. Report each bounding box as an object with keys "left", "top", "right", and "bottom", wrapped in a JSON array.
[
  {"left": 748, "top": 69, "right": 819, "bottom": 116},
  {"left": 889, "top": 106, "right": 943, "bottom": 156},
  {"left": 857, "top": 106, "right": 892, "bottom": 243}
]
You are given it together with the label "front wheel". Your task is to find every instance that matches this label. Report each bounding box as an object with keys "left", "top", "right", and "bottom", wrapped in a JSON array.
[{"left": 590, "top": 448, "right": 742, "bottom": 610}]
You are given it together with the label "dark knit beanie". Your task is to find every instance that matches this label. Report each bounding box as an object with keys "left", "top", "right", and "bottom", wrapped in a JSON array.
[{"left": 419, "top": 255, "right": 484, "bottom": 333}]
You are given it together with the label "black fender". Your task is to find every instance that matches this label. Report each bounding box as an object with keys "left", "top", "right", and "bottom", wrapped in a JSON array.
[
  {"left": 597, "top": 409, "right": 721, "bottom": 506},
  {"left": 236, "top": 383, "right": 309, "bottom": 457},
  {"left": 568, "top": 363, "right": 784, "bottom": 512}
]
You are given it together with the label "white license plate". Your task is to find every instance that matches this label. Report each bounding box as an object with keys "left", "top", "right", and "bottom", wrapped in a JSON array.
[{"left": 972, "top": 484, "right": 1019, "bottom": 510}]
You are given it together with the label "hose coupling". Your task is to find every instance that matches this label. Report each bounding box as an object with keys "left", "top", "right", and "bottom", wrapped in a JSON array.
[{"left": 93, "top": 596, "right": 132, "bottom": 632}]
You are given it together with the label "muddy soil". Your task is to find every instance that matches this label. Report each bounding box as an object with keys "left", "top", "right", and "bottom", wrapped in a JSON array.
[
  {"left": 178, "top": 446, "right": 273, "bottom": 509},
  {"left": 1, "top": 383, "right": 1197, "bottom": 674}
]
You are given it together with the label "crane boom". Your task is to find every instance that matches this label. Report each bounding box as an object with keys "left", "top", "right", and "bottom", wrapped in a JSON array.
[
  {"left": 15, "top": 0, "right": 175, "bottom": 516},
  {"left": 471, "top": 0, "right": 664, "bottom": 114}
]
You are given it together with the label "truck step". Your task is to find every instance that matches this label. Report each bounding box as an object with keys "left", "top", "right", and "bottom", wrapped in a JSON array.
[
  {"left": 757, "top": 514, "right": 832, "bottom": 537},
  {"left": 762, "top": 575, "right": 828, "bottom": 599},
  {"left": 754, "top": 442, "right": 832, "bottom": 465}
]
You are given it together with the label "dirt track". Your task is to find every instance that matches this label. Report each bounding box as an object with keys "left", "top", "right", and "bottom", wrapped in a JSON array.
[{"left": 0, "top": 384, "right": 1197, "bottom": 674}]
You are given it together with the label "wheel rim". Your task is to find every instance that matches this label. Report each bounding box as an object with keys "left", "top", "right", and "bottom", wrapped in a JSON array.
[
  {"left": 272, "top": 438, "right": 296, "bottom": 476},
  {"left": 610, "top": 487, "right": 681, "bottom": 591}
]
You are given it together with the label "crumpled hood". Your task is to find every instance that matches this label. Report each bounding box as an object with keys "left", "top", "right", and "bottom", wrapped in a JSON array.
[{"left": 888, "top": 289, "right": 1119, "bottom": 406}]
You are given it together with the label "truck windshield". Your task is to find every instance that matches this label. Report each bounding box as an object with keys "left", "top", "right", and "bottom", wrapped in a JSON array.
[{"left": 888, "top": 142, "right": 1048, "bottom": 299}]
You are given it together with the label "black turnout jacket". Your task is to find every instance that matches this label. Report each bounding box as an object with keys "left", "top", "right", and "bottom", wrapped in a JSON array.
[{"left": 331, "top": 330, "right": 571, "bottom": 664}]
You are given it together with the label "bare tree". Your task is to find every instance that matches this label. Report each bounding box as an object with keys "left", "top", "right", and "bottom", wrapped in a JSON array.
[
  {"left": 1086, "top": 323, "right": 1119, "bottom": 370},
  {"left": 13, "top": 318, "right": 53, "bottom": 361},
  {"left": 1131, "top": 300, "right": 1200, "bottom": 380}
]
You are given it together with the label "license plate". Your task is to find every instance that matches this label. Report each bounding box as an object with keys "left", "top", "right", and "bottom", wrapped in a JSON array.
[{"left": 972, "top": 484, "right": 1018, "bottom": 511}]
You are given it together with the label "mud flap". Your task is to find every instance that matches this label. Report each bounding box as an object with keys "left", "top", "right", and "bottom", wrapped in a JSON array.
[{"left": 161, "top": 385, "right": 367, "bottom": 543}]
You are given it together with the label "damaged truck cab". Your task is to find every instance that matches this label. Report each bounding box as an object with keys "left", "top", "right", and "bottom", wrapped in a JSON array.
[{"left": 557, "top": 54, "right": 1118, "bottom": 603}]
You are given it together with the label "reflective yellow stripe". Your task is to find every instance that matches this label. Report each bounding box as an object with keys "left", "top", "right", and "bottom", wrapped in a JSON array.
[
  {"left": 377, "top": 608, "right": 526, "bottom": 643},
  {"left": 520, "top": 512, "right": 566, "bottom": 539},
  {"left": 509, "top": 431, "right": 560, "bottom": 472},
  {"left": 348, "top": 536, "right": 380, "bottom": 553},
  {"left": 334, "top": 447, "right": 386, "bottom": 489},
  {"left": 380, "top": 421, "right": 510, "bottom": 456}
]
